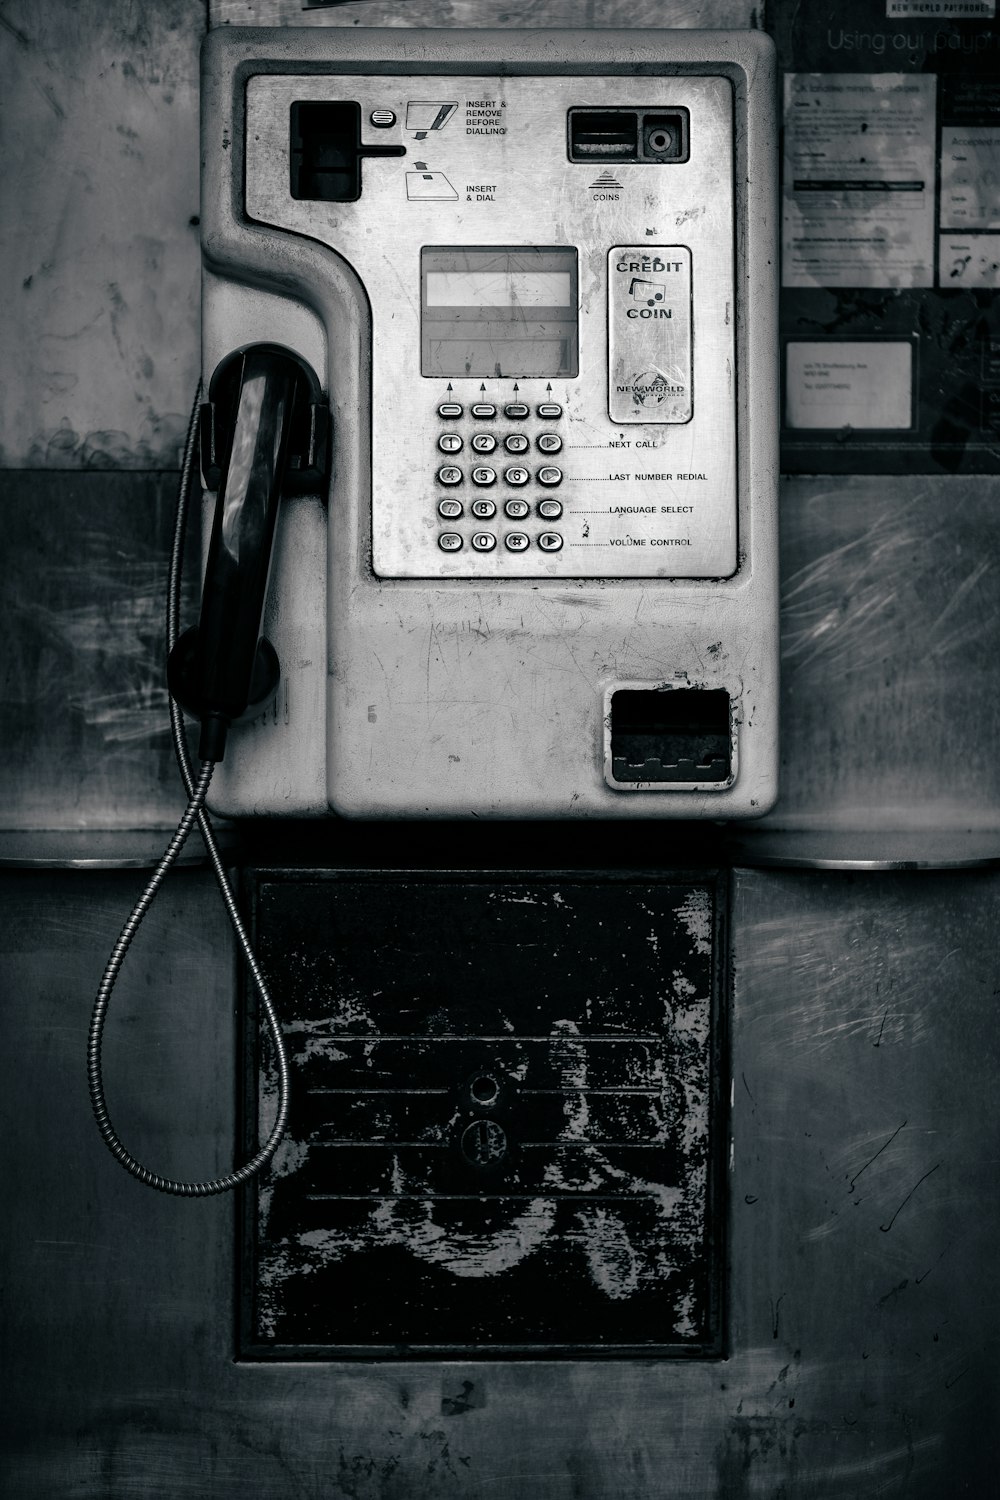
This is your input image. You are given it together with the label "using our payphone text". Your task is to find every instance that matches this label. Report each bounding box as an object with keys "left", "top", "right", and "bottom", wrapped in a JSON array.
[{"left": 88, "top": 28, "right": 778, "bottom": 1195}]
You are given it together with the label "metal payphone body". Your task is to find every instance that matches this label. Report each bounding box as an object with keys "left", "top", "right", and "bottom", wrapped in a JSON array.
[{"left": 200, "top": 29, "right": 778, "bottom": 819}]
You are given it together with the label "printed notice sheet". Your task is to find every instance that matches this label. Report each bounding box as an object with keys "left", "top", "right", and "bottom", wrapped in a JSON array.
[{"left": 783, "top": 73, "right": 937, "bottom": 288}]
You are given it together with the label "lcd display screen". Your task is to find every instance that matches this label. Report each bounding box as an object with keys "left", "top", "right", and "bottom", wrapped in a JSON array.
[{"left": 421, "top": 247, "right": 579, "bottom": 379}]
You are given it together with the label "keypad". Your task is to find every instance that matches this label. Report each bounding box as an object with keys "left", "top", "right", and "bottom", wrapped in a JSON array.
[{"left": 434, "top": 397, "right": 566, "bottom": 561}]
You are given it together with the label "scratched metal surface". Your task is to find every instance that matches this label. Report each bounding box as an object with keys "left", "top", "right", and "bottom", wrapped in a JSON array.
[
  {"left": 0, "top": 472, "right": 201, "bottom": 830},
  {"left": 210, "top": 0, "right": 755, "bottom": 29},
  {"left": 762, "top": 474, "right": 1000, "bottom": 836},
  {"left": 243, "top": 871, "right": 724, "bottom": 1354},
  {"left": 0, "top": 0, "right": 202, "bottom": 470},
  {"left": 2, "top": 865, "right": 997, "bottom": 1494}
]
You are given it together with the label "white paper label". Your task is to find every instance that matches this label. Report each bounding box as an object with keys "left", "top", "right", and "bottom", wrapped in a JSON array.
[
  {"left": 783, "top": 73, "right": 937, "bottom": 288},
  {"left": 786, "top": 341, "right": 914, "bottom": 429}
]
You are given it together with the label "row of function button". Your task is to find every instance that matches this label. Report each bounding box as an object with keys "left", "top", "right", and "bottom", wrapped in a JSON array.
[
  {"left": 440, "top": 530, "right": 564, "bottom": 553},
  {"left": 438, "top": 401, "right": 562, "bottom": 421},
  {"left": 438, "top": 497, "right": 563, "bottom": 520},
  {"left": 439, "top": 432, "right": 562, "bottom": 454},
  {"left": 438, "top": 465, "right": 562, "bottom": 487}
]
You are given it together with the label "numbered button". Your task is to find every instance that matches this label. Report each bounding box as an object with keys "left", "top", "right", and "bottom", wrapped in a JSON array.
[
  {"left": 537, "top": 432, "right": 562, "bottom": 453},
  {"left": 471, "top": 531, "right": 497, "bottom": 552},
  {"left": 537, "top": 402, "right": 562, "bottom": 419},
  {"left": 472, "top": 432, "right": 497, "bottom": 454},
  {"left": 438, "top": 532, "right": 463, "bottom": 552},
  {"left": 504, "top": 531, "right": 530, "bottom": 552},
  {"left": 437, "top": 466, "right": 463, "bottom": 485},
  {"left": 538, "top": 531, "right": 564, "bottom": 552},
  {"left": 472, "top": 465, "right": 497, "bottom": 486},
  {"left": 437, "top": 498, "right": 463, "bottom": 519},
  {"left": 438, "top": 401, "right": 463, "bottom": 418},
  {"left": 537, "top": 466, "right": 562, "bottom": 487},
  {"left": 538, "top": 498, "right": 563, "bottom": 519},
  {"left": 504, "top": 401, "right": 529, "bottom": 419},
  {"left": 504, "top": 433, "right": 529, "bottom": 454},
  {"left": 504, "top": 465, "right": 530, "bottom": 486},
  {"left": 471, "top": 402, "right": 497, "bottom": 419},
  {"left": 504, "top": 498, "right": 530, "bottom": 519},
  {"left": 438, "top": 432, "right": 463, "bottom": 453},
  {"left": 471, "top": 498, "right": 497, "bottom": 519}
]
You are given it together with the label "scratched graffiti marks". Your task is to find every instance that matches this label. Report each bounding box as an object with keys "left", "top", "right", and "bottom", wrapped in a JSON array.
[{"left": 244, "top": 874, "right": 723, "bottom": 1355}]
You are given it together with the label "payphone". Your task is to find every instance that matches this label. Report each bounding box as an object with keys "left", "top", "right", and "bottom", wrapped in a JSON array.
[
  {"left": 89, "top": 28, "right": 778, "bottom": 1198},
  {"left": 199, "top": 27, "right": 779, "bottom": 820}
]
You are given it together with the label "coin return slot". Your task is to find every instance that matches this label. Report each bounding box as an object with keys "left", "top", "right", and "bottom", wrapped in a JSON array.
[{"left": 610, "top": 687, "right": 731, "bottom": 784}]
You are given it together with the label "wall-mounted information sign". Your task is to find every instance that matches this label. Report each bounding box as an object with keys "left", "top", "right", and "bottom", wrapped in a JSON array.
[{"left": 768, "top": 0, "right": 1000, "bottom": 472}]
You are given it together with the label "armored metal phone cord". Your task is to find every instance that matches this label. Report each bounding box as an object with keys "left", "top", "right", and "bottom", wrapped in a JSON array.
[{"left": 87, "top": 387, "right": 291, "bottom": 1196}]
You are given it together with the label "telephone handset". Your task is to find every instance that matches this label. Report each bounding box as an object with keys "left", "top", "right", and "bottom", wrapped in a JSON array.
[
  {"left": 88, "top": 346, "right": 325, "bottom": 1196},
  {"left": 168, "top": 344, "right": 325, "bottom": 764}
]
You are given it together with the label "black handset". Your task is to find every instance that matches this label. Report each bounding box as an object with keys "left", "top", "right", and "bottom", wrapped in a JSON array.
[
  {"left": 168, "top": 344, "right": 325, "bottom": 761},
  {"left": 89, "top": 345, "right": 326, "bottom": 1197}
]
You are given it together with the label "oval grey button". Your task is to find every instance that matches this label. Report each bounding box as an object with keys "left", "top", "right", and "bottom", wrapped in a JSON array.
[
  {"left": 471, "top": 531, "right": 497, "bottom": 552},
  {"left": 472, "top": 466, "right": 497, "bottom": 486},
  {"left": 504, "top": 531, "right": 530, "bottom": 551},
  {"left": 437, "top": 498, "right": 463, "bottom": 518},
  {"left": 370, "top": 109, "right": 397, "bottom": 127},
  {"left": 471, "top": 402, "right": 497, "bottom": 419},
  {"left": 538, "top": 531, "right": 563, "bottom": 552},
  {"left": 471, "top": 498, "right": 497, "bottom": 519},
  {"left": 437, "top": 466, "right": 463, "bottom": 485},
  {"left": 537, "top": 402, "right": 562, "bottom": 418},
  {"left": 504, "top": 498, "right": 529, "bottom": 519},
  {"left": 537, "top": 466, "right": 562, "bottom": 486},
  {"left": 438, "top": 433, "right": 463, "bottom": 453},
  {"left": 504, "top": 433, "right": 529, "bottom": 453},
  {"left": 537, "top": 433, "right": 562, "bottom": 453},
  {"left": 538, "top": 499, "right": 563, "bottom": 519},
  {"left": 438, "top": 532, "right": 463, "bottom": 551},
  {"left": 472, "top": 433, "right": 497, "bottom": 453},
  {"left": 504, "top": 466, "right": 529, "bottom": 486},
  {"left": 437, "top": 401, "right": 463, "bottom": 418},
  {"left": 503, "top": 402, "right": 529, "bottom": 419}
]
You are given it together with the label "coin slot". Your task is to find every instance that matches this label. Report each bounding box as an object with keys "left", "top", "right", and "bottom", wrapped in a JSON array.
[{"left": 567, "top": 109, "right": 639, "bottom": 161}]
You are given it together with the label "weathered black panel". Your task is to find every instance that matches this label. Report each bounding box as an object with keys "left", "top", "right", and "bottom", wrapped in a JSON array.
[{"left": 242, "top": 872, "right": 725, "bottom": 1357}]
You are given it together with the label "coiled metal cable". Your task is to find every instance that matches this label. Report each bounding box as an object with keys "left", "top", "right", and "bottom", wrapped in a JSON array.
[{"left": 86, "top": 387, "right": 291, "bottom": 1195}]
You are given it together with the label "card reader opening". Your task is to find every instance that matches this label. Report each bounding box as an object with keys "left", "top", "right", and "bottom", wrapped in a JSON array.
[
  {"left": 610, "top": 687, "right": 731, "bottom": 784},
  {"left": 290, "top": 101, "right": 405, "bottom": 202}
]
